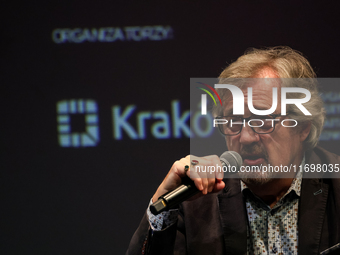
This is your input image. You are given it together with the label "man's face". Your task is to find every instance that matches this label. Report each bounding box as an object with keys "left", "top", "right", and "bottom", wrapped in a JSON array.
[{"left": 223, "top": 73, "right": 309, "bottom": 185}]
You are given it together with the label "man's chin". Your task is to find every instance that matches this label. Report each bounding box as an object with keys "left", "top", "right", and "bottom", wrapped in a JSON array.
[
  {"left": 241, "top": 176, "right": 273, "bottom": 186},
  {"left": 238, "top": 170, "right": 275, "bottom": 186}
]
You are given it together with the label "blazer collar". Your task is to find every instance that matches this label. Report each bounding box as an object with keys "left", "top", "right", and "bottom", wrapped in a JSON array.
[
  {"left": 298, "top": 149, "right": 329, "bottom": 254},
  {"left": 218, "top": 178, "right": 247, "bottom": 255}
]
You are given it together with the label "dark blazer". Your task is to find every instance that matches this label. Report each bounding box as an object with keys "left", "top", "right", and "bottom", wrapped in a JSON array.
[{"left": 126, "top": 147, "right": 340, "bottom": 255}]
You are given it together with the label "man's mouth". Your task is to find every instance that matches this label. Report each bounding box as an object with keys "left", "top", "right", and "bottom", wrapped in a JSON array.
[{"left": 242, "top": 155, "right": 266, "bottom": 165}]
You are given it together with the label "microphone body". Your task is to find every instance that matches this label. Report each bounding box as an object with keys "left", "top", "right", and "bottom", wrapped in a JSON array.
[{"left": 149, "top": 151, "right": 242, "bottom": 215}]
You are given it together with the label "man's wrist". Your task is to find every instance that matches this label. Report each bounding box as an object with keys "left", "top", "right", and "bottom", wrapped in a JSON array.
[{"left": 147, "top": 198, "right": 179, "bottom": 231}]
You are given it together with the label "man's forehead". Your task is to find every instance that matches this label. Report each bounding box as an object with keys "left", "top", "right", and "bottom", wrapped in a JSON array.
[
  {"left": 222, "top": 81, "right": 282, "bottom": 116},
  {"left": 223, "top": 107, "right": 233, "bottom": 116},
  {"left": 253, "top": 67, "right": 279, "bottom": 79}
]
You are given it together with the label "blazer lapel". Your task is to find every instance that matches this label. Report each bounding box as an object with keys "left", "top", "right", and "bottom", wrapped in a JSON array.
[
  {"left": 299, "top": 178, "right": 329, "bottom": 255},
  {"left": 218, "top": 179, "right": 247, "bottom": 255}
]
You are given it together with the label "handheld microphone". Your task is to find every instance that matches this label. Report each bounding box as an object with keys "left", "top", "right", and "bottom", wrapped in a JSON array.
[{"left": 149, "top": 151, "right": 242, "bottom": 215}]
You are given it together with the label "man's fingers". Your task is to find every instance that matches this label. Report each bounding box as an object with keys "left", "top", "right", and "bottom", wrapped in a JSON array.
[
  {"left": 193, "top": 178, "right": 204, "bottom": 191},
  {"left": 171, "top": 155, "right": 224, "bottom": 196},
  {"left": 207, "top": 177, "right": 216, "bottom": 193},
  {"left": 185, "top": 155, "right": 224, "bottom": 195}
]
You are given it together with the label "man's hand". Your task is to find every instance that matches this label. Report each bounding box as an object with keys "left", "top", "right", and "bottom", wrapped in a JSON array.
[{"left": 152, "top": 155, "right": 225, "bottom": 203}]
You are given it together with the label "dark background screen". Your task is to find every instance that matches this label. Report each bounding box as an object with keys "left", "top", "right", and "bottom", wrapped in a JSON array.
[{"left": 3, "top": 1, "right": 340, "bottom": 254}]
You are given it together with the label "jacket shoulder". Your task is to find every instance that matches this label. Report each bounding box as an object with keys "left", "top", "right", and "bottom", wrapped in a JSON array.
[{"left": 307, "top": 146, "right": 340, "bottom": 165}]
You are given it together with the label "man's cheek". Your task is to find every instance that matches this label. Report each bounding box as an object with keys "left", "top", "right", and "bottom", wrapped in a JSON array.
[
  {"left": 226, "top": 137, "right": 239, "bottom": 151},
  {"left": 267, "top": 154, "right": 282, "bottom": 167}
]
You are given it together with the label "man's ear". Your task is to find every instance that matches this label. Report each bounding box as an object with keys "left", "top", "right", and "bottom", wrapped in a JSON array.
[{"left": 300, "top": 122, "right": 311, "bottom": 142}]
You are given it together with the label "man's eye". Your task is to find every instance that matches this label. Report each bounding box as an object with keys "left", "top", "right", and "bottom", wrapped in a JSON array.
[
  {"left": 230, "top": 118, "right": 241, "bottom": 122},
  {"left": 261, "top": 121, "right": 273, "bottom": 129}
]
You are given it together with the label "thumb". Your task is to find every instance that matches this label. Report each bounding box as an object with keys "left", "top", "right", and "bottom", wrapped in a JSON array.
[{"left": 212, "top": 180, "right": 225, "bottom": 193}]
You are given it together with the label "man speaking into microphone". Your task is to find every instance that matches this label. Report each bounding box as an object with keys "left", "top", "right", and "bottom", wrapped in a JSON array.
[{"left": 126, "top": 47, "right": 340, "bottom": 255}]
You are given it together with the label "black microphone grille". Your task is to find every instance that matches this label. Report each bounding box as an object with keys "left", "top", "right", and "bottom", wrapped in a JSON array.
[{"left": 220, "top": 151, "right": 243, "bottom": 168}]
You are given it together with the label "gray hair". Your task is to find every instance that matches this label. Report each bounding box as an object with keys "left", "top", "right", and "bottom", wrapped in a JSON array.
[{"left": 212, "top": 46, "right": 325, "bottom": 150}]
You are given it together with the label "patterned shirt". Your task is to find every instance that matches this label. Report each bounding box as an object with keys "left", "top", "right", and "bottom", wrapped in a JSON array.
[{"left": 241, "top": 169, "right": 302, "bottom": 255}]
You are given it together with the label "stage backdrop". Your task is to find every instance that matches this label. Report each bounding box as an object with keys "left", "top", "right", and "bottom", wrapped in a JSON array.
[{"left": 3, "top": 1, "right": 340, "bottom": 254}]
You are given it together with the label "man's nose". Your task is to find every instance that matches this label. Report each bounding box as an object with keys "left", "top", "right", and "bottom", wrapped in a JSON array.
[{"left": 239, "top": 125, "right": 260, "bottom": 144}]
